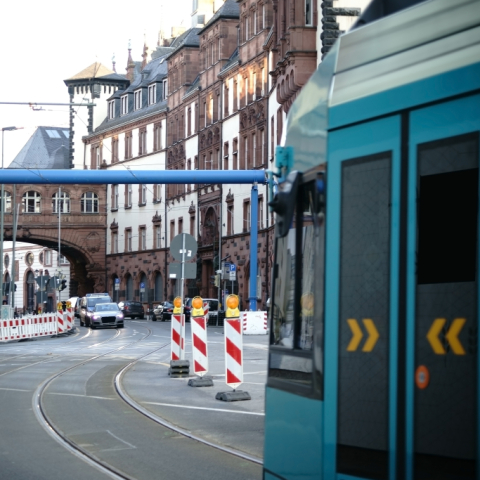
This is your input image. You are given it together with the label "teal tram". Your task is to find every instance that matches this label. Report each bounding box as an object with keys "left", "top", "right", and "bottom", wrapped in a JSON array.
[{"left": 263, "top": 0, "right": 480, "bottom": 479}]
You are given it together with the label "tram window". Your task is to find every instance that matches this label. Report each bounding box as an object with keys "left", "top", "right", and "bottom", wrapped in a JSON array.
[
  {"left": 417, "top": 134, "right": 478, "bottom": 284},
  {"left": 269, "top": 179, "right": 325, "bottom": 396}
]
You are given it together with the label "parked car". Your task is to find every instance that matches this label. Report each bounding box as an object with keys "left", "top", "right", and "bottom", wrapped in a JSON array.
[
  {"left": 85, "top": 302, "right": 124, "bottom": 329},
  {"left": 79, "top": 293, "right": 113, "bottom": 327},
  {"left": 151, "top": 304, "right": 163, "bottom": 321},
  {"left": 159, "top": 301, "right": 174, "bottom": 321},
  {"left": 184, "top": 298, "right": 219, "bottom": 323},
  {"left": 118, "top": 301, "right": 145, "bottom": 319}
]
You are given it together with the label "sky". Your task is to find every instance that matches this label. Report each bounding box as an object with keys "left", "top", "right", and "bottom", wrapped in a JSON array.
[{"left": 0, "top": 0, "right": 191, "bottom": 166}]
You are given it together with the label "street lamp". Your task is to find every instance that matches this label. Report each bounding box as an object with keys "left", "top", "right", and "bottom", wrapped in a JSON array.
[{"left": 1, "top": 126, "right": 23, "bottom": 318}]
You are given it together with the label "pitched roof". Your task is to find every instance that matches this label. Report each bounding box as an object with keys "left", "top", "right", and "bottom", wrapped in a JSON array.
[
  {"left": 66, "top": 62, "right": 115, "bottom": 80},
  {"left": 9, "top": 127, "right": 70, "bottom": 169},
  {"left": 198, "top": 0, "right": 240, "bottom": 35}
]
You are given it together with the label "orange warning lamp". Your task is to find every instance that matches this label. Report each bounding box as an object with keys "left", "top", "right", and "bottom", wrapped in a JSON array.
[
  {"left": 226, "top": 294, "right": 240, "bottom": 318},
  {"left": 66, "top": 301, "right": 71, "bottom": 309},
  {"left": 173, "top": 296, "right": 182, "bottom": 314},
  {"left": 191, "top": 296, "right": 204, "bottom": 317},
  {"left": 57, "top": 302, "right": 63, "bottom": 311}
]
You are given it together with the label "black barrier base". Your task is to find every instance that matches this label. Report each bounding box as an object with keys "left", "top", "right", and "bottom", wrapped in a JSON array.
[
  {"left": 169, "top": 359, "right": 190, "bottom": 378},
  {"left": 215, "top": 390, "right": 251, "bottom": 402},
  {"left": 188, "top": 375, "right": 214, "bottom": 387}
]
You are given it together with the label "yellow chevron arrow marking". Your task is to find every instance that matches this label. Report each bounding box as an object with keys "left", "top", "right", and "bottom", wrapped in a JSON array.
[
  {"left": 362, "top": 319, "right": 379, "bottom": 352},
  {"left": 445, "top": 318, "right": 466, "bottom": 355},
  {"left": 427, "top": 318, "right": 446, "bottom": 354},
  {"left": 346, "top": 319, "right": 363, "bottom": 351}
]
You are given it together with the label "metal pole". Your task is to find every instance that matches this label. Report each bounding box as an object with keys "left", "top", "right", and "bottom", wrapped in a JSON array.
[
  {"left": 179, "top": 233, "right": 186, "bottom": 360},
  {"left": 58, "top": 187, "right": 61, "bottom": 303},
  {"left": 11, "top": 192, "right": 19, "bottom": 313}
]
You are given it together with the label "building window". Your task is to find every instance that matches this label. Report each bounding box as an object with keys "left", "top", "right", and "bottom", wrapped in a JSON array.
[
  {"left": 81, "top": 192, "right": 99, "bottom": 213},
  {"left": 112, "top": 137, "right": 119, "bottom": 163},
  {"left": 154, "top": 123, "right": 162, "bottom": 151},
  {"left": 190, "top": 215, "right": 195, "bottom": 236},
  {"left": 1, "top": 191, "right": 12, "bottom": 213},
  {"left": 233, "top": 138, "right": 238, "bottom": 170},
  {"left": 91, "top": 145, "right": 101, "bottom": 169},
  {"left": 111, "top": 184, "right": 119, "bottom": 210},
  {"left": 153, "top": 184, "right": 162, "bottom": 203},
  {"left": 126, "top": 229, "right": 132, "bottom": 252},
  {"left": 258, "top": 195, "right": 264, "bottom": 229},
  {"left": 252, "top": 132, "right": 256, "bottom": 168},
  {"left": 148, "top": 84, "right": 156, "bottom": 105},
  {"left": 22, "top": 191, "right": 41, "bottom": 213},
  {"left": 52, "top": 191, "right": 70, "bottom": 213},
  {"left": 108, "top": 100, "right": 115, "bottom": 119},
  {"left": 261, "top": 129, "right": 265, "bottom": 164},
  {"left": 134, "top": 90, "right": 142, "bottom": 110},
  {"left": 125, "top": 185, "right": 132, "bottom": 208},
  {"left": 243, "top": 200, "right": 250, "bottom": 232},
  {"left": 162, "top": 79, "right": 168, "bottom": 100},
  {"left": 139, "top": 227, "right": 146, "bottom": 251},
  {"left": 305, "top": 0, "right": 312, "bottom": 25},
  {"left": 112, "top": 231, "right": 118, "bottom": 254},
  {"left": 139, "top": 128, "right": 147, "bottom": 156},
  {"left": 155, "top": 225, "right": 162, "bottom": 249},
  {"left": 44, "top": 249, "right": 52, "bottom": 266},
  {"left": 178, "top": 218, "right": 183, "bottom": 235},
  {"left": 121, "top": 95, "right": 128, "bottom": 115},
  {"left": 125, "top": 131, "right": 133, "bottom": 159},
  {"left": 170, "top": 220, "right": 175, "bottom": 242},
  {"left": 59, "top": 254, "right": 69, "bottom": 265},
  {"left": 224, "top": 142, "right": 229, "bottom": 170},
  {"left": 139, "top": 184, "right": 147, "bottom": 205}
]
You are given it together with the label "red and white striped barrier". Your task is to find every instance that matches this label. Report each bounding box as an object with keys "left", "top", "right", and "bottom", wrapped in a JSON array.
[
  {"left": 65, "top": 307, "right": 74, "bottom": 331},
  {"left": 171, "top": 314, "right": 186, "bottom": 361},
  {"left": 0, "top": 314, "right": 61, "bottom": 342},
  {"left": 241, "top": 311, "right": 268, "bottom": 335},
  {"left": 191, "top": 315, "right": 208, "bottom": 376},
  {"left": 57, "top": 308, "right": 66, "bottom": 334},
  {"left": 224, "top": 317, "right": 244, "bottom": 389}
]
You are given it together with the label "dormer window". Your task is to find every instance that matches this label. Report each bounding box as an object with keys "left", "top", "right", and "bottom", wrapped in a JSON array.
[
  {"left": 108, "top": 100, "right": 115, "bottom": 119},
  {"left": 148, "top": 84, "right": 156, "bottom": 105},
  {"left": 162, "top": 79, "right": 168, "bottom": 100},
  {"left": 134, "top": 90, "right": 142, "bottom": 110},
  {"left": 121, "top": 95, "right": 128, "bottom": 115}
]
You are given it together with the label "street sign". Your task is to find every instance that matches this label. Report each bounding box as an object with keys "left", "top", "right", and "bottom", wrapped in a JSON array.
[
  {"left": 115, "top": 278, "right": 120, "bottom": 290},
  {"left": 170, "top": 233, "right": 198, "bottom": 262},
  {"left": 229, "top": 263, "right": 236, "bottom": 281},
  {"left": 169, "top": 263, "right": 196, "bottom": 279},
  {"left": 140, "top": 282, "right": 145, "bottom": 293},
  {"left": 222, "top": 262, "right": 231, "bottom": 280}
]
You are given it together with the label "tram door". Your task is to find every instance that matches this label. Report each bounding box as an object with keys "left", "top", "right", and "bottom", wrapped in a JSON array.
[{"left": 325, "top": 95, "right": 479, "bottom": 480}]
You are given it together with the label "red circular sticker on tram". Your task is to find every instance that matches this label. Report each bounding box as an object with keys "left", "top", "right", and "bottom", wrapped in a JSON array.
[{"left": 415, "top": 365, "right": 430, "bottom": 389}]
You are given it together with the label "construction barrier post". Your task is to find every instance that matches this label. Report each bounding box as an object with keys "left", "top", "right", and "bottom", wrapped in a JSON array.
[
  {"left": 169, "top": 296, "right": 189, "bottom": 377},
  {"left": 57, "top": 303, "right": 66, "bottom": 335},
  {"left": 216, "top": 294, "right": 250, "bottom": 402},
  {"left": 188, "top": 296, "right": 213, "bottom": 387}
]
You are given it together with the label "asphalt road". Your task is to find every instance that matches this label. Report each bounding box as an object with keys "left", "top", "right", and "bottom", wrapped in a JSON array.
[{"left": 0, "top": 319, "right": 268, "bottom": 480}]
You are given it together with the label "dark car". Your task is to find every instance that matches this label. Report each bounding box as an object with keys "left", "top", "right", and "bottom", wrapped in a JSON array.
[
  {"left": 159, "top": 301, "right": 174, "bottom": 321},
  {"left": 118, "top": 301, "right": 145, "bottom": 319}
]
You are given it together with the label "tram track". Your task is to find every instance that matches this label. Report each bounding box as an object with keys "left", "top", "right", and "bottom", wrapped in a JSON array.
[{"left": 32, "top": 323, "right": 169, "bottom": 480}]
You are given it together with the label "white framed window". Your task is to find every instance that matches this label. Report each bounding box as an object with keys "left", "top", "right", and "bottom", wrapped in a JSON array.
[
  {"left": 253, "top": 72, "right": 257, "bottom": 101},
  {"left": 253, "top": 9, "right": 257, "bottom": 35},
  {"left": 262, "top": 3, "right": 266, "bottom": 29},
  {"left": 121, "top": 95, "right": 128, "bottom": 115},
  {"left": 44, "top": 249, "right": 52, "bottom": 266},
  {"left": 148, "top": 84, "right": 156, "bottom": 105},
  {"left": 112, "top": 232, "right": 118, "bottom": 254},
  {"left": 252, "top": 132, "right": 256, "bottom": 167},
  {"left": 126, "top": 185, "right": 132, "bottom": 207},
  {"left": 52, "top": 191, "right": 70, "bottom": 213},
  {"left": 81, "top": 192, "right": 99, "bottom": 213},
  {"left": 108, "top": 100, "right": 115, "bottom": 119},
  {"left": 140, "top": 184, "right": 147, "bottom": 205},
  {"left": 59, "top": 254, "right": 69, "bottom": 265},
  {"left": 126, "top": 229, "right": 132, "bottom": 252},
  {"left": 155, "top": 225, "right": 162, "bottom": 249},
  {"left": 134, "top": 90, "right": 142, "bottom": 110},
  {"left": 162, "top": 79, "right": 168, "bottom": 100},
  {"left": 154, "top": 184, "right": 162, "bottom": 202},
  {"left": 139, "top": 227, "right": 146, "bottom": 251},
  {"left": 22, "top": 191, "right": 41, "bottom": 213},
  {"left": 1, "top": 191, "right": 12, "bottom": 213},
  {"left": 112, "top": 184, "right": 119, "bottom": 209}
]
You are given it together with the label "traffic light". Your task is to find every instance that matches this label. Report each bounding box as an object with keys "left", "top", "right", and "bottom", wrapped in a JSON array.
[
  {"left": 60, "top": 279, "right": 67, "bottom": 291},
  {"left": 210, "top": 275, "right": 216, "bottom": 285},
  {"left": 214, "top": 274, "right": 220, "bottom": 287}
]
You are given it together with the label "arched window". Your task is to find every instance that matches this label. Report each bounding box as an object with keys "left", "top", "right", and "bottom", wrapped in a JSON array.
[
  {"left": 154, "top": 272, "right": 163, "bottom": 302},
  {"left": 52, "top": 191, "right": 70, "bottom": 213},
  {"left": 1, "top": 191, "right": 12, "bottom": 213},
  {"left": 22, "top": 191, "right": 41, "bottom": 213},
  {"left": 81, "top": 192, "right": 99, "bottom": 213},
  {"left": 126, "top": 274, "right": 133, "bottom": 301}
]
